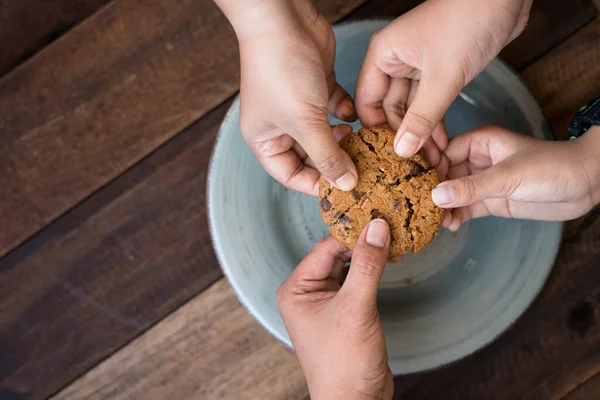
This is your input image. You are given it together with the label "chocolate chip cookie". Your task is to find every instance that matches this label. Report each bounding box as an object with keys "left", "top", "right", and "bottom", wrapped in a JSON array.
[{"left": 318, "top": 126, "right": 444, "bottom": 257}]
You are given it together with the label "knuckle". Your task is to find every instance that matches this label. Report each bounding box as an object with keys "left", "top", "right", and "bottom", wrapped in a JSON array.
[
  {"left": 275, "top": 284, "right": 289, "bottom": 308},
  {"left": 352, "top": 251, "right": 384, "bottom": 277},
  {"left": 369, "top": 29, "right": 382, "bottom": 45},
  {"left": 406, "top": 109, "right": 437, "bottom": 133},
  {"left": 315, "top": 152, "right": 344, "bottom": 176},
  {"left": 459, "top": 177, "right": 478, "bottom": 201}
]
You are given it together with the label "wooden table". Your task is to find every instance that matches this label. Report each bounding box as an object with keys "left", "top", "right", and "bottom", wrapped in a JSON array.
[{"left": 1, "top": 1, "right": 599, "bottom": 399}]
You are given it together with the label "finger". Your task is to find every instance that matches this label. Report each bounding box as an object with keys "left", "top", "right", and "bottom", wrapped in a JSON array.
[
  {"left": 395, "top": 69, "right": 464, "bottom": 157},
  {"left": 255, "top": 148, "right": 320, "bottom": 196},
  {"left": 506, "top": 0, "right": 532, "bottom": 44},
  {"left": 328, "top": 82, "right": 358, "bottom": 122},
  {"left": 422, "top": 138, "right": 441, "bottom": 168},
  {"left": 355, "top": 50, "right": 390, "bottom": 127},
  {"left": 443, "top": 125, "right": 521, "bottom": 168},
  {"left": 431, "top": 120, "right": 449, "bottom": 152},
  {"left": 290, "top": 236, "right": 347, "bottom": 283},
  {"left": 406, "top": 79, "right": 419, "bottom": 106},
  {"left": 442, "top": 210, "right": 452, "bottom": 228},
  {"left": 431, "top": 163, "right": 521, "bottom": 208},
  {"left": 435, "top": 151, "right": 451, "bottom": 180},
  {"left": 301, "top": 124, "right": 354, "bottom": 169},
  {"left": 447, "top": 201, "right": 492, "bottom": 231},
  {"left": 388, "top": 255, "right": 404, "bottom": 263},
  {"left": 293, "top": 118, "right": 358, "bottom": 191},
  {"left": 382, "top": 77, "right": 411, "bottom": 131},
  {"left": 340, "top": 219, "right": 390, "bottom": 305},
  {"left": 331, "top": 124, "right": 354, "bottom": 142}
]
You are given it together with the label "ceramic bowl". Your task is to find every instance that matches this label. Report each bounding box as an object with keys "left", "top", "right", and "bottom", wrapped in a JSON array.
[{"left": 208, "top": 20, "right": 562, "bottom": 374}]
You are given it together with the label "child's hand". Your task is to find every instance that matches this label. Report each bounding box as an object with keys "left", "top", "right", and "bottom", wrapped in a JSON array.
[
  {"left": 277, "top": 220, "right": 395, "bottom": 400},
  {"left": 217, "top": 0, "right": 359, "bottom": 196},
  {"left": 433, "top": 126, "right": 600, "bottom": 230},
  {"left": 355, "top": 0, "right": 531, "bottom": 163}
]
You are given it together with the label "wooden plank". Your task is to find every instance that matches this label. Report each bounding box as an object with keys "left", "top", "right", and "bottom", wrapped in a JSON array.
[
  {"left": 391, "top": 21, "right": 600, "bottom": 399},
  {"left": 0, "top": 100, "right": 229, "bottom": 400},
  {"left": 51, "top": 279, "right": 309, "bottom": 400},
  {"left": 0, "top": 0, "right": 112, "bottom": 77},
  {"left": 562, "top": 372, "right": 600, "bottom": 400},
  {"left": 1, "top": 2, "right": 596, "bottom": 400},
  {"left": 521, "top": 18, "right": 600, "bottom": 139},
  {"left": 0, "top": 0, "right": 367, "bottom": 261},
  {"left": 500, "top": 0, "right": 598, "bottom": 70}
]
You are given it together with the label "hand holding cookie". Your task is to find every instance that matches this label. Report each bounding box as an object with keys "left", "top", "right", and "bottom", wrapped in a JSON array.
[
  {"left": 215, "top": 0, "right": 359, "bottom": 196},
  {"left": 277, "top": 222, "right": 395, "bottom": 400},
  {"left": 434, "top": 125, "right": 600, "bottom": 230},
  {"left": 355, "top": 0, "right": 531, "bottom": 162}
]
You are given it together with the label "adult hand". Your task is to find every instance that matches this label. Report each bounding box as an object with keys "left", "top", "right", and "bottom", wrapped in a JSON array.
[
  {"left": 432, "top": 126, "right": 600, "bottom": 230},
  {"left": 277, "top": 220, "right": 395, "bottom": 400},
  {"left": 216, "top": 0, "right": 359, "bottom": 196},
  {"left": 355, "top": 0, "right": 532, "bottom": 165}
]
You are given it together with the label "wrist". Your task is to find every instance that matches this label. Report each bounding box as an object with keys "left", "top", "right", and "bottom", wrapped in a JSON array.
[
  {"left": 215, "top": 0, "right": 305, "bottom": 41},
  {"left": 309, "top": 384, "right": 389, "bottom": 400}
]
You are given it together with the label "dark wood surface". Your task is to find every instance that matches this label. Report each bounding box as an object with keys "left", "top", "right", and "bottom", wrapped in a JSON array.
[
  {"left": 0, "top": 0, "right": 366, "bottom": 262},
  {"left": 0, "top": 0, "right": 598, "bottom": 399},
  {"left": 564, "top": 372, "right": 600, "bottom": 400},
  {"left": 0, "top": 0, "right": 112, "bottom": 77}
]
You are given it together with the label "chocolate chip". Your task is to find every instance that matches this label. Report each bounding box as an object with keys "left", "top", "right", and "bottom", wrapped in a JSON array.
[
  {"left": 371, "top": 209, "right": 380, "bottom": 218},
  {"left": 333, "top": 211, "right": 342, "bottom": 219},
  {"left": 320, "top": 198, "right": 332, "bottom": 211},
  {"left": 407, "top": 163, "right": 425, "bottom": 177},
  {"left": 392, "top": 200, "right": 400, "bottom": 210},
  {"left": 367, "top": 144, "right": 375, "bottom": 152},
  {"left": 340, "top": 215, "right": 351, "bottom": 226},
  {"left": 351, "top": 190, "right": 361, "bottom": 201}
]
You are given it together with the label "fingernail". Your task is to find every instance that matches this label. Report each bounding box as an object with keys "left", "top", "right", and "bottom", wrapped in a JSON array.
[
  {"left": 339, "top": 99, "right": 357, "bottom": 121},
  {"left": 432, "top": 185, "right": 455, "bottom": 205},
  {"left": 366, "top": 219, "right": 389, "bottom": 248},
  {"left": 395, "top": 132, "right": 420, "bottom": 157},
  {"left": 335, "top": 171, "right": 357, "bottom": 191}
]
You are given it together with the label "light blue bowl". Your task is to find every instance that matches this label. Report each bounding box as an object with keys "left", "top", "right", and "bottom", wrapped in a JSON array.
[{"left": 208, "top": 20, "right": 562, "bottom": 374}]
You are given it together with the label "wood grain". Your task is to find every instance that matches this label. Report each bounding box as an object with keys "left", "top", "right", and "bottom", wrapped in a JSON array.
[
  {"left": 0, "top": 0, "right": 112, "bottom": 77},
  {"left": 521, "top": 19, "right": 600, "bottom": 139},
  {"left": 51, "top": 279, "right": 308, "bottom": 400},
  {"left": 0, "top": 2, "right": 597, "bottom": 400},
  {"left": 562, "top": 371, "right": 600, "bottom": 400},
  {"left": 0, "top": 0, "right": 366, "bottom": 261},
  {"left": 0, "top": 100, "right": 229, "bottom": 400}
]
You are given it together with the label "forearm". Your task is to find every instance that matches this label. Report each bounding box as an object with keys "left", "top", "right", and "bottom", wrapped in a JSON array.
[
  {"left": 310, "top": 385, "right": 392, "bottom": 400},
  {"left": 214, "top": 0, "right": 301, "bottom": 40}
]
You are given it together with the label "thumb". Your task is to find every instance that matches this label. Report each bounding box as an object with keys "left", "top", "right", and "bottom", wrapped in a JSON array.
[
  {"left": 294, "top": 118, "right": 358, "bottom": 191},
  {"left": 432, "top": 164, "right": 519, "bottom": 208},
  {"left": 395, "top": 70, "right": 463, "bottom": 158},
  {"left": 340, "top": 219, "right": 390, "bottom": 305}
]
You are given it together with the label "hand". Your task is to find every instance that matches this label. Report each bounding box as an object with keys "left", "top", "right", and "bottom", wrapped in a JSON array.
[
  {"left": 216, "top": 0, "right": 359, "bottom": 196},
  {"left": 355, "top": 0, "right": 532, "bottom": 165},
  {"left": 432, "top": 126, "right": 600, "bottom": 230},
  {"left": 277, "top": 220, "right": 395, "bottom": 400}
]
